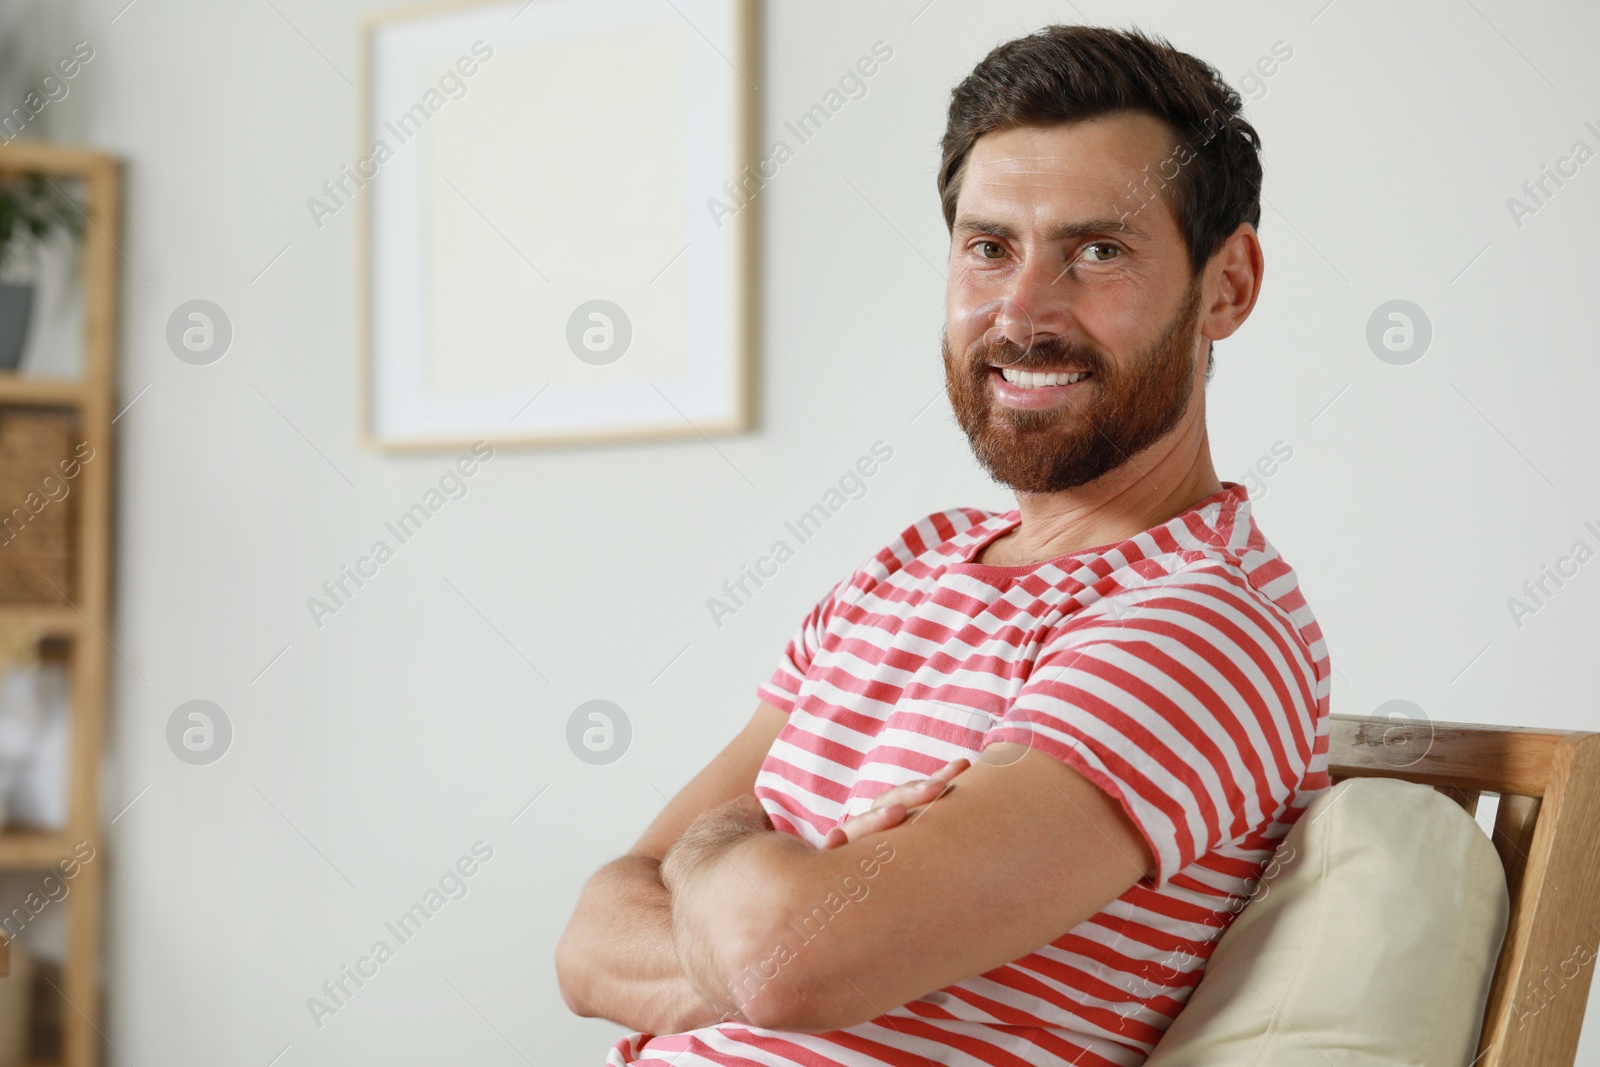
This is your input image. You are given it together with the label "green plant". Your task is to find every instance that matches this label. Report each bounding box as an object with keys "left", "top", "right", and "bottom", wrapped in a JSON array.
[{"left": 0, "top": 173, "right": 84, "bottom": 277}]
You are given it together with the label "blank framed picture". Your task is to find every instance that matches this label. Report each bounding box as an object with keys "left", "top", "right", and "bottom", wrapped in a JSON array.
[{"left": 360, "top": 0, "right": 757, "bottom": 449}]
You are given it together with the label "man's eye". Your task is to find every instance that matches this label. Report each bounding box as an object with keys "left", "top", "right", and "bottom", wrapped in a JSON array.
[
  {"left": 975, "top": 240, "right": 1005, "bottom": 259},
  {"left": 1081, "top": 242, "right": 1121, "bottom": 263}
]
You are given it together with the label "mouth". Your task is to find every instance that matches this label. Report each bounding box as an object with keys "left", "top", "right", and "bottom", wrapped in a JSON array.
[
  {"left": 988, "top": 364, "right": 1094, "bottom": 408},
  {"left": 993, "top": 366, "right": 1092, "bottom": 389}
]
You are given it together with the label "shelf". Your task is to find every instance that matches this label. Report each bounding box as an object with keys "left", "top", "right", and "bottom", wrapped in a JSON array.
[
  {"left": 0, "top": 607, "right": 83, "bottom": 638},
  {"left": 0, "top": 139, "right": 114, "bottom": 178},
  {"left": 0, "top": 138, "right": 117, "bottom": 1067},
  {"left": 0, "top": 831, "right": 75, "bottom": 870},
  {"left": 0, "top": 377, "right": 86, "bottom": 408}
]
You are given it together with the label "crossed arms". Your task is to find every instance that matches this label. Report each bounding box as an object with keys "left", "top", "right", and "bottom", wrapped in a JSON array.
[{"left": 554, "top": 700, "right": 1155, "bottom": 1035}]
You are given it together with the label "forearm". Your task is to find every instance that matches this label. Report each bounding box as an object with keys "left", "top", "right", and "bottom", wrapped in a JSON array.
[
  {"left": 667, "top": 825, "right": 907, "bottom": 1032},
  {"left": 658, "top": 796, "right": 785, "bottom": 1012},
  {"left": 659, "top": 764, "right": 971, "bottom": 1032},
  {"left": 664, "top": 813, "right": 821, "bottom": 1027},
  {"left": 555, "top": 854, "right": 728, "bottom": 1034}
]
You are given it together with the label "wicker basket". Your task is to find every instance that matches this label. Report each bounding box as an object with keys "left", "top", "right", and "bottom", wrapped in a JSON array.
[{"left": 0, "top": 406, "right": 77, "bottom": 603}]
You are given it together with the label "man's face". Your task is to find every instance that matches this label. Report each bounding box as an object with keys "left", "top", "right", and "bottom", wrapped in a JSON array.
[{"left": 943, "top": 113, "right": 1208, "bottom": 493}]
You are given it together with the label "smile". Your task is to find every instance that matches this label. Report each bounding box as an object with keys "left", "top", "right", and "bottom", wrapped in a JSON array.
[
  {"left": 988, "top": 365, "right": 1094, "bottom": 409},
  {"left": 998, "top": 367, "right": 1091, "bottom": 389}
]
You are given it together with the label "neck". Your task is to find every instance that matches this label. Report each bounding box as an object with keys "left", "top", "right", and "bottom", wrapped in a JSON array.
[{"left": 1001, "top": 414, "right": 1222, "bottom": 564}]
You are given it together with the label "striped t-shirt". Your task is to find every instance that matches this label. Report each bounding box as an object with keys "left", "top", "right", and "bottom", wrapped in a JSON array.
[{"left": 608, "top": 481, "right": 1330, "bottom": 1067}]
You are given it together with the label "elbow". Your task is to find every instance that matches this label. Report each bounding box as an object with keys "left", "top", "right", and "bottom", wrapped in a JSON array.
[
  {"left": 696, "top": 894, "right": 809, "bottom": 1031},
  {"left": 739, "top": 978, "right": 877, "bottom": 1034},
  {"left": 737, "top": 987, "right": 835, "bottom": 1034},
  {"left": 710, "top": 902, "right": 868, "bottom": 1034},
  {"left": 688, "top": 845, "right": 879, "bottom": 1033}
]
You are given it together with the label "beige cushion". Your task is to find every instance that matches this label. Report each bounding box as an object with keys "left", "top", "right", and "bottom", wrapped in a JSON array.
[{"left": 1144, "top": 777, "right": 1509, "bottom": 1067}]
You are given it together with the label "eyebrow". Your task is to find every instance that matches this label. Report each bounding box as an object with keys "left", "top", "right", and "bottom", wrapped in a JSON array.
[{"left": 951, "top": 214, "right": 1151, "bottom": 243}]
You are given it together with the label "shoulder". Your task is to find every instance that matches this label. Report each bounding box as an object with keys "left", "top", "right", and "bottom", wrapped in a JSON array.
[
  {"left": 893, "top": 506, "right": 1007, "bottom": 556},
  {"left": 875, "top": 505, "right": 1008, "bottom": 572},
  {"left": 1076, "top": 486, "right": 1317, "bottom": 651},
  {"left": 1134, "top": 484, "right": 1301, "bottom": 607},
  {"left": 835, "top": 506, "right": 1010, "bottom": 601}
]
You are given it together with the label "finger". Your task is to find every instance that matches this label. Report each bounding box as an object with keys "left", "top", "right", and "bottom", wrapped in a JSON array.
[
  {"left": 867, "top": 780, "right": 933, "bottom": 812},
  {"left": 860, "top": 802, "right": 907, "bottom": 828},
  {"left": 830, "top": 801, "right": 908, "bottom": 847},
  {"left": 871, "top": 771, "right": 960, "bottom": 812},
  {"left": 829, "top": 766, "right": 968, "bottom": 849},
  {"left": 871, "top": 763, "right": 966, "bottom": 811}
]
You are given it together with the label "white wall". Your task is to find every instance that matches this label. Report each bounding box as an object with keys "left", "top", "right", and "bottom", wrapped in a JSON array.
[{"left": 13, "top": 0, "right": 1600, "bottom": 1062}]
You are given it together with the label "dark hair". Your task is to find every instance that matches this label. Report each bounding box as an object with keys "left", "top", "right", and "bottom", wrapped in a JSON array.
[{"left": 938, "top": 24, "right": 1262, "bottom": 277}]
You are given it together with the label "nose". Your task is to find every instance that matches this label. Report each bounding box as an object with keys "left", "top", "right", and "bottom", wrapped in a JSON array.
[
  {"left": 991, "top": 258, "right": 1069, "bottom": 359},
  {"left": 994, "top": 295, "right": 1033, "bottom": 351}
]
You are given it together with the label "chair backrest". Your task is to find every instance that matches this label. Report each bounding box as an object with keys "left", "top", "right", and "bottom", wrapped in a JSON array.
[{"left": 1329, "top": 713, "right": 1600, "bottom": 1067}]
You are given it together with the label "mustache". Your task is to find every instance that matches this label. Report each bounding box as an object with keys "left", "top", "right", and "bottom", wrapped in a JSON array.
[{"left": 977, "top": 335, "right": 1106, "bottom": 375}]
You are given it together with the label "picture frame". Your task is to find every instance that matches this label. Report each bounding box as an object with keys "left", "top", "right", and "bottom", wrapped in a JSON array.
[{"left": 359, "top": 0, "right": 758, "bottom": 450}]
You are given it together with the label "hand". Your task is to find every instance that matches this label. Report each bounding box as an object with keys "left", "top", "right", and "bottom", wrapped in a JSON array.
[{"left": 821, "top": 757, "right": 970, "bottom": 849}]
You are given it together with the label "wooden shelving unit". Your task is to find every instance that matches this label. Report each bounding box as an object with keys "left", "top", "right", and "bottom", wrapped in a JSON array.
[{"left": 0, "top": 140, "right": 119, "bottom": 1067}]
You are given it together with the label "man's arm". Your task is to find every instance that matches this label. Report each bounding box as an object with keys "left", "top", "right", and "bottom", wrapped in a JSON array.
[
  {"left": 662, "top": 740, "right": 1157, "bottom": 1033},
  {"left": 554, "top": 700, "right": 788, "bottom": 1034}
]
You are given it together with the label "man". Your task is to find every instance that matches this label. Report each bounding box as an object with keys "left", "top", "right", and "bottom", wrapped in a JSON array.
[{"left": 557, "top": 23, "right": 1330, "bottom": 1067}]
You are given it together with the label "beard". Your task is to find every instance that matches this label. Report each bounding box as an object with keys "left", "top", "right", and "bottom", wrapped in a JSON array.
[{"left": 942, "top": 274, "right": 1205, "bottom": 494}]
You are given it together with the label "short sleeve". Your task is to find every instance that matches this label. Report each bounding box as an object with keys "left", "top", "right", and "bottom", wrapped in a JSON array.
[
  {"left": 986, "top": 562, "right": 1319, "bottom": 889},
  {"left": 753, "top": 507, "right": 997, "bottom": 716},
  {"left": 754, "top": 573, "right": 851, "bottom": 714}
]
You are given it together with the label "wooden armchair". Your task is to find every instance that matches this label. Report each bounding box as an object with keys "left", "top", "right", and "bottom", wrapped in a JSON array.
[{"left": 1330, "top": 713, "right": 1600, "bottom": 1066}]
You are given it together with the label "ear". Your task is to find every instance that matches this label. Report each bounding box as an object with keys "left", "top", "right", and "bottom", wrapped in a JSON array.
[{"left": 1199, "top": 221, "right": 1264, "bottom": 345}]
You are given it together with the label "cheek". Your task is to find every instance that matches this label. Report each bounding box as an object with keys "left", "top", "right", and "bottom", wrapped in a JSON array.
[
  {"left": 946, "top": 271, "right": 1004, "bottom": 347},
  {"left": 1055, "top": 279, "right": 1143, "bottom": 353},
  {"left": 1082, "top": 304, "right": 1141, "bottom": 348},
  {"left": 1082, "top": 267, "right": 1181, "bottom": 332}
]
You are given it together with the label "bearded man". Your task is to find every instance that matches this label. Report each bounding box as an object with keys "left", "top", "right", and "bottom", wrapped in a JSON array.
[{"left": 558, "top": 23, "right": 1329, "bottom": 1067}]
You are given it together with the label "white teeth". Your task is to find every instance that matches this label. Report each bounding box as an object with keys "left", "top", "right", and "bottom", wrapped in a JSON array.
[{"left": 999, "top": 367, "right": 1089, "bottom": 389}]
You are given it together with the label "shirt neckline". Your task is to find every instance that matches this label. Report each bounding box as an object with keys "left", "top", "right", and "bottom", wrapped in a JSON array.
[{"left": 948, "top": 481, "right": 1248, "bottom": 575}]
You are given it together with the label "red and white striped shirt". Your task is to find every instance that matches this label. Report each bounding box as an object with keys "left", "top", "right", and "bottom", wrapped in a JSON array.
[{"left": 609, "top": 481, "right": 1330, "bottom": 1066}]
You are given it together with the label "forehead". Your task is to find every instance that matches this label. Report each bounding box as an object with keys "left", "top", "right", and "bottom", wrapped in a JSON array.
[{"left": 956, "top": 113, "right": 1180, "bottom": 232}]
